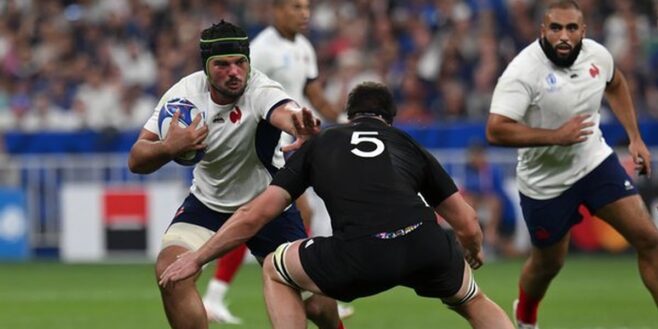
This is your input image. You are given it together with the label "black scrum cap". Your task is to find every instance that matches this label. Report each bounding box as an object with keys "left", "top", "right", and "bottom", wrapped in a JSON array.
[{"left": 199, "top": 20, "right": 250, "bottom": 75}]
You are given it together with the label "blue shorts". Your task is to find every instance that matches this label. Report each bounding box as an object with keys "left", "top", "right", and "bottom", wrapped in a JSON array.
[
  {"left": 519, "top": 154, "right": 638, "bottom": 248},
  {"left": 171, "top": 193, "right": 306, "bottom": 258}
]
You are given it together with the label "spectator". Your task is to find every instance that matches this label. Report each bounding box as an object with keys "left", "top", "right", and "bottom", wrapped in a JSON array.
[{"left": 461, "top": 142, "right": 519, "bottom": 258}]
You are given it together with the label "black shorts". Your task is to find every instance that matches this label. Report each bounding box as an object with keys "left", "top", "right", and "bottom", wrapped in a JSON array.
[
  {"left": 171, "top": 193, "right": 306, "bottom": 258},
  {"left": 298, "top": 221, "right": 465, "bottom": 302}
]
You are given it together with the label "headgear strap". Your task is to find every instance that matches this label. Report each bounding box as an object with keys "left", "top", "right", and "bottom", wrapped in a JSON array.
[{"left": 200, "top": 37, "right": 250, "bottom": 74}]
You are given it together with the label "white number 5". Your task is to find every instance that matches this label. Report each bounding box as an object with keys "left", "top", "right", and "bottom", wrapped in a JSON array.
[{"left": 350, "top": 131, "right": 385, "bottom": 158}]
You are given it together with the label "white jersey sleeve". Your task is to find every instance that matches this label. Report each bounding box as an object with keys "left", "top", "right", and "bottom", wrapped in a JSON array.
[
  {"left": 246, "top": 69, "right": 296, "bottom": 121},
  {"left": 489, "top": 58, "right": 536, "bottom": 122}
]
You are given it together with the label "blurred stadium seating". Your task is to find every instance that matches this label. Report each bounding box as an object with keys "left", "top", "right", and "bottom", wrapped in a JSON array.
[{"left": 0, "top": 0, "right": 657, "bottom": 260}]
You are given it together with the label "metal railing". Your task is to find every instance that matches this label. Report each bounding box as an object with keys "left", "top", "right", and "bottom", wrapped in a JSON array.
[{"left": 1, "top": 147, "right": 655, "bottom": 252}]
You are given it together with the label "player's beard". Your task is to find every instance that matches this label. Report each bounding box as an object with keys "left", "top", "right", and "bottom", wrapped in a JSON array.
[
  {"left": 540, "top": 36, "right": 583, "bottom": 68},
  {"left": 210, "top": 79, "right": 247, "bottom": 100}
]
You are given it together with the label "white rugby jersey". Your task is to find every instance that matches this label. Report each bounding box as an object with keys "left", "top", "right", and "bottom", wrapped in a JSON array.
[
  {"left": 490, "top": 38, "right": 615, "bottom": 199},
  {"left": 250, "top": 26, "right": 318, "bottom": 112},
  {"left": 144, "top": 69, "right": 292, "bottom": 212},
  {"left": 251, "top": 26, "right": 320, "bottom": 167}
]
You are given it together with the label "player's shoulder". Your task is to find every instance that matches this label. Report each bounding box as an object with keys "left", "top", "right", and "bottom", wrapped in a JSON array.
[
  {"left": 502, "top": 40, "right": 546, "bottom": 80},
  {"left": 511, "top": 40, "right": 544, "bottom": 67},
  {"left": 581, "top": 38, "right": 611, "bottom": 57},
  {"left": 160, "top": 71, "right": 208, "bottom": 103},
  {"left": 295, "top": 33, "right": 314, "bottom": 49},
  {"left": 251, "top": 26, "right": 277, "bottom": 47}
]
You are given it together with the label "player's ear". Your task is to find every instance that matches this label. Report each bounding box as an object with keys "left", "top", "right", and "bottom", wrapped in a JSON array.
[{"left": 582, "top": 23, "right": 587, "bottom": 37}]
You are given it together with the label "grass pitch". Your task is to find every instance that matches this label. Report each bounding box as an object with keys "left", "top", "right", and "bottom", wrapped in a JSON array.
[{"left": 0, "top": 255, "right": 655, "bottom": 328}]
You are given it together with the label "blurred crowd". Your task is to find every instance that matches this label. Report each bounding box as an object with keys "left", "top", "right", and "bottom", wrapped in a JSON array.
[{"left": 1, "top": 0, "right": 657, "bottom": 144}]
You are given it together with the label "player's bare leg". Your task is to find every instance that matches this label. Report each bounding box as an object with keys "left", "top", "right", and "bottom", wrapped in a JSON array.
[
  {"left": 305, "top": 294, "right": 341, "bottom": 328},
  {"left": 596, "top": 195, "right": 658, "bottom": 306},
  {"left": 156, "top": 245, "right": 207, "bottom": 329},
  {"left": 447, "top": 262, "right": 515, "bottom": 328},
  {"left": 262, "top": 241, "right": 342, "bottom": 329},
  {"left": 262, "top": 259, "right": 306, "bottom": 329},
  {"left": 515, "top": 234, "right": 570, "bottom": 325}
]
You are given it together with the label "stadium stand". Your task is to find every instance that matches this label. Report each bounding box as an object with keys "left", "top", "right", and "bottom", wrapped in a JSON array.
[{"left": 0, "top": 0, "right": 657, "bottom": 259}]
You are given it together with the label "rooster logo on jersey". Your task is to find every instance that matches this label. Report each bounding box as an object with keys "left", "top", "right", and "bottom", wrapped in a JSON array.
[
  {"left": 589, "top": 63, "right": 600, "bottom": 78},
  {"left": 230, "top": 106, "right": 242, "bottom": 124}
]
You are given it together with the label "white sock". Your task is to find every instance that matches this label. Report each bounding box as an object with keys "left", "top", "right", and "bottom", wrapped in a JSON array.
[{"left": 204, "top": 278, "right": 229, "bottom": 302}]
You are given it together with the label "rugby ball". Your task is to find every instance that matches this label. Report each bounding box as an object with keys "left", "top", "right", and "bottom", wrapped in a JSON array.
[{"left": 157, "top": 97, "right": 206, "bottom": 166}]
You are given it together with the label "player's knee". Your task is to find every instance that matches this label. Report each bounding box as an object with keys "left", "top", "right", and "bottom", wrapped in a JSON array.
[
  {"left": 630, "top": 229, "right": 658, "bottom": 254},
  {"left": 536, "top": 260, "right": 563, "bottom": 279},
  {"left": 154, "top": 249, "right": 175, "bottom": 279},
  {"left": 304, "top": 294, "right": 338, "bottom": 324},
  {"left": 262, "top": 253, "right": 278, "bottom": 281},
  {"left": 304, "top": 296, "right": 324, "bottom": 319},
  {"left": 531, "top": 252, "right": 565, "bottom": 277}
]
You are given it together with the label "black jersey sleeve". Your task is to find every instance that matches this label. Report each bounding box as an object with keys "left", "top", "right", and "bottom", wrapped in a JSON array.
[
  {"left": 418, "top": 148, "right": 458, "bottom": 207},
  {"left": 270, "top": 139, "right": 313, "bottom": 200}
]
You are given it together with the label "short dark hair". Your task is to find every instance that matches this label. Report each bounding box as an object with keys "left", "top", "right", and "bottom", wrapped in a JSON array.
[
  {"left": 199, "top": 20, "right": 250, "bottom": 74},
  {"left": 346, "top": 81, "right": 397, "bottom": 124}
]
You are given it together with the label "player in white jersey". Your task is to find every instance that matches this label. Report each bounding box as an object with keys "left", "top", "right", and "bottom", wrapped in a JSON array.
[
  {"left": 201, "top": 0, "right": 353, "bottom": 322},
  {"left": 486, "top": 1, "right": 658, "bottom": 328},
  {"left": 252, "top": 0, "right": 356, "bottom": 319},
  {"left": 128, "top": 20, "right": 345, "bottom": 329}
]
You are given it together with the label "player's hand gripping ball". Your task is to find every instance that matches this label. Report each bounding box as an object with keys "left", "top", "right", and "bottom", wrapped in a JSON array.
[{"left": 157, "top": 98, "right": 206, "bottom": 166}]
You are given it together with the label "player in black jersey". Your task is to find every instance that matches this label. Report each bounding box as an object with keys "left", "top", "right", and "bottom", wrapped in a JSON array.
[{"left": 159, "top": 81, "right": 514, "bottom": 329}]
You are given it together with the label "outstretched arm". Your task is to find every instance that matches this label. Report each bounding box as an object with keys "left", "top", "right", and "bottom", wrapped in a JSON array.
[
  {"left": 269, "top": 102, "right": 321, "bottom": 153},
  {"left": 605, "top": 68, "right": 652, "bottom": 176},
  {"left": 434, "top": 192, "right": 484, "bottom": 269},
  {"left": 158, "top": 185, "right": 293, "bottom": 287}
]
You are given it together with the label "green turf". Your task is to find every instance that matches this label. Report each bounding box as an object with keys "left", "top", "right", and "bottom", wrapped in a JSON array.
[{"left": 0, "top": 255, "right": 655, "bottom": 328}]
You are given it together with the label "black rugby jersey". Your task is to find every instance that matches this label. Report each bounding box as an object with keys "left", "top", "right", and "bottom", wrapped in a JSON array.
[{"left": 272, "top": 117, "right": 458, "bottom": 239}]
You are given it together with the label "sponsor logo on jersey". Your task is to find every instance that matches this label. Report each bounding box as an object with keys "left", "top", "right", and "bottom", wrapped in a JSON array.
[
  {"left": 212, "top": 114, "right": 225, "bottom": 123},
  {"left": 624, "top": 180, "right": 634, "bottom": 190},
  {"left": 304, "top": 239, "right": 314, "bottom": 248}
]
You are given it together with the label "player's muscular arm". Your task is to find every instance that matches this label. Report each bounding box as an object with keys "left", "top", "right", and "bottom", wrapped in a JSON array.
[
  {"left": 605, "top": 68, "right": 652, "bottom": 176},
  {"left": 434, "top": 192, "right": 484, "bottom": 269},
  {"left": 129, "top": 112, "right": 208, "bottom": 174},
  {"left": 305, "top": 80, "right": 339, "bottom": 122},
  {"left": 486, "top": 113, "right": 594, "bottom": 147},
  {"left": 158, "top": 186, "right": 292, "bottom": 287}
]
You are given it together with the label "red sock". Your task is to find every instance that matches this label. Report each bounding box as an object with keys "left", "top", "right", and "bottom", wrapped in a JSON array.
[
  {"left": 336, "top": 320, "right": 345, "bottom": 329},
  {"left": 214, "top": 244, "right": 248, "bottom": 282},
  {"left": 516, "top": 286, "right": 541, "bottom": 324}
]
